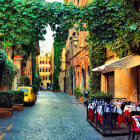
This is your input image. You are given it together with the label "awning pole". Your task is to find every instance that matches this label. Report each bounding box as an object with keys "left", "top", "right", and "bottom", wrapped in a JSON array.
[{"left": 137, "top": 66, "right": 139, "bottom": 103}]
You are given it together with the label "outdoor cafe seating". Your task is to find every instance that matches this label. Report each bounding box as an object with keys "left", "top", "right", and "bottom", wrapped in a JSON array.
[{"left": 87, "top": 98, "right": 140, "bottom": 137}]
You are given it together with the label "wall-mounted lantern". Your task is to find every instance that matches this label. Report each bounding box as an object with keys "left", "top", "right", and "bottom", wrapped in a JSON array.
[{"left": 73, "top": 37, "right": 78, "bottom": 47}]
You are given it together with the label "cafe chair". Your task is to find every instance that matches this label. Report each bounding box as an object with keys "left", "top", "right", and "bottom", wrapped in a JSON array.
[
  {"left": 125, "top": 101, "right": 131, "bottom": 105},
  {"left": 121, "top": 102, "right": 126, "bottom": 112},
  {"left": 132, "top": 111, "right": 140, "bottom": 116},
  {"left": 104, "top": 105, "right": 117, "bottom": 129},
  {"left": 124, "top": 115, "right": 139, "bottom": 140}
]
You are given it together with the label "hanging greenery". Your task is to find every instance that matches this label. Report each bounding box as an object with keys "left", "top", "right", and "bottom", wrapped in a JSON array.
[
  {"left": 0, "top": 49, "right": 7, "bottom": 82},
  {"left": 1, "top": 58, "right": 15, "bottom": 87},
  {"left": 0, "top": 0, "right": 139, "bottom": 93},
  {"left": 77, "top": 0, "right": 140, "bottom": 57},
  {"left": 87, "top": 34, "right": 105, "bottom": 93},
  {"left": 0, "top": 49, "right": 7, "bottom": 64},
  {"left": 76, "top": 0, "right": 140, "bottom": 92}
]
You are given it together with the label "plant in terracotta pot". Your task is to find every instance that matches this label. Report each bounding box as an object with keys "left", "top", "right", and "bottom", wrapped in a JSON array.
[
  {"left": 74, "top": 88, "right": 84, "bottom": 102},
  {"left": 104, "top": 93, "right": 113, "bottom": 103},
  {"left": 74, "top": 88, "right": 80, "bottom": 99},
  {"left": 0, "top": 91, "right": 14, "bottom": 117},
  {"left": 13, "top": 91, "right": 24, "bottom": 111}
]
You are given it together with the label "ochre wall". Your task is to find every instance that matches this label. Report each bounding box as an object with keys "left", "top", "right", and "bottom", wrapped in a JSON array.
[
  {"left": 101, "top": 48, "right": 140, "bottom": 103},
  {"left": 115, "top": 68, "right": 138, "bottom": 102}
]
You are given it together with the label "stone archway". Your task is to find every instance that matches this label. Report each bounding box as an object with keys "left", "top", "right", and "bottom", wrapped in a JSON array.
[{"left": 81, "top": 68, "right": 85, "bottom": 91}]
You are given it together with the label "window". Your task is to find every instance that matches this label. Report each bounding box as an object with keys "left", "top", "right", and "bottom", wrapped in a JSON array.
[
  {"left": 49, "top": 68, "right": 50, "bottom": 72},
  {"left": 43, "top": 69, "right": 44, "bottom": 72},
  {"left": 46, "top": 76, "right": 47, "bottom": 80},
  {"left": 19, "top": 88, "right": 29, "bottom": 92},
  {"left": 106, "top": 72, "right": 114, "bottom": 97},
  {"left": 40, "top": 68, "right": 41, "bottom": 72},
  {"left": 46, "top": 69, "right": 47, "bottom": 72},
  {"left": 40, "top": 61, "right": 44, "bottom": 64},
  {"left": 78, "top": 0, "right": 79, "bottom": 5}
]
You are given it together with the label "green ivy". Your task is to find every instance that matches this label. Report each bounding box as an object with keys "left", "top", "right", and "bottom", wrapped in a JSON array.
[
  {"left": 53, "top": 39, "right": 66, "bottom": 90},
  {"left": 87, "top": 34, "right": 105, "bottom": 93},
  {"left": 78, "top": 0, "right": 140, "bottom": 57},
  {"left": 19, "top": 76, "right": 30, "bottom": 86},
  {"left": 0, "top": 0, "right": 139, "bottom": 93},
  {"left": 1, "top": 58, "right": 15, "bottom": 87}
]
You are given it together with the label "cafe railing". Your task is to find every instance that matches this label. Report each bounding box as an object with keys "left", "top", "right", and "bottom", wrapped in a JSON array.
[{"left": 86, "top": 99, "right": 129, "bottom": 136}]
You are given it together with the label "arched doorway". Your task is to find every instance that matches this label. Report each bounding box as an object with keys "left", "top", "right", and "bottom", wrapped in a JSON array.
[
  {"left": 73, "top": 70, "right": 76, "bottom": 90},
  {"left": 77, "top": 71, "right": 79, "bottom": 88},
  {"left": 81, "top": 68, "right": 85, "bottom": 91},
  {"left": 87, "top": 66, "right": 90, "bottom": 89}
]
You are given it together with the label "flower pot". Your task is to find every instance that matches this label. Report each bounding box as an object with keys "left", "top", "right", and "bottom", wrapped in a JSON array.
[
  {"left": 35, "top": 95, "right": 37, "bottom": 101},
  {"left": 75, "top": 97, "right": 78, "bottom": 99},
  {"left": 14, "top": 55, "right": 22, "bottom": 59},
  {"left": 13, "top": 104, "right": 23, "bottom": 111},
  {"left": 78, "top": 97, "right": 84, "bottom": 103},
  {"left": 69, "top": 90, "right": 72, "bottom": 95},
  {"left": 0, "top": 108, "right": 13, "bottom": 117}
]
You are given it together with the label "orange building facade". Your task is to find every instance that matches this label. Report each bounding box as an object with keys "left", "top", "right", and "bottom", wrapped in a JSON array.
[{"left": 64, "top": 0, "right": 92, "bottom": 94}]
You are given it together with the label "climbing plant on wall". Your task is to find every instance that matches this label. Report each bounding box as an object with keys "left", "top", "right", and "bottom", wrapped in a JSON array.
[
  {"left": 1, "top": 58, "right": 15, "bottom": 87},
  {"left": 53, "top": 38, "right": 66, "bottom": 90},
  {"left": 0, "top": 0, "right": 139, "bottom": 92},
  {"left": 76, "top": 0, "right": 140, "bottom": 92}
]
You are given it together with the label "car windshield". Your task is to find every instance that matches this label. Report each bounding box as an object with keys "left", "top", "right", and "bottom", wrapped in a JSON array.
[{"left": 19, "top": 88, "right": 29, "bottom": 92}]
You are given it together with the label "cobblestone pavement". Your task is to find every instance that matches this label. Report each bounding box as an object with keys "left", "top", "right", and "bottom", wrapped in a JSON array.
[{"left": 0, "top": 91, "right": 128, "bottom": 140}]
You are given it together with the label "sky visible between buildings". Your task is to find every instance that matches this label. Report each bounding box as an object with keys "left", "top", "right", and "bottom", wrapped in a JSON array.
[{"left": 39, "top": 0, "right": 64, "bottom": 54}]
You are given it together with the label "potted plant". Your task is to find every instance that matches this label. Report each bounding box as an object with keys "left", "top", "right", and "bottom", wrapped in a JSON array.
[
  {"left": 0, "top": 91, "right": 14, "bottom": 117},
  {"left": 69, "top": 90, "right": 73, "bottom": 95},
  {"left": 89, "top": 91, "right": 113, "bottom": 103},
  {"left": 74, "top": 88, "right": 84, "bottom": 102},
  {"left": 13, "top": 91, "right": 24, "bottom": 111}
]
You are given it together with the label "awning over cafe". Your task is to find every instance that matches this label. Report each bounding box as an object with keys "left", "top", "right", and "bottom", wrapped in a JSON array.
[{"left": 92, "top": 55, "right": 140, "bottom": 73}]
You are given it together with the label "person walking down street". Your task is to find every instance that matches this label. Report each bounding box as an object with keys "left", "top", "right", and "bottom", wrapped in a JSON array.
[{"left": 84, "top": 89, "right": 88, "bottom": 103}]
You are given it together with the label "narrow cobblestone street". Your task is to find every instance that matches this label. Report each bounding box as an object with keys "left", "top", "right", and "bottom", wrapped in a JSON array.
[{"left": 0, "top": 91, "right": 127, "bottom": 140}]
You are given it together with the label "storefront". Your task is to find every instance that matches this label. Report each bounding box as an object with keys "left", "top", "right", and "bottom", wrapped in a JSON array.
[{"left": 92, "top": 55, "right": 140, "bottom": 103}]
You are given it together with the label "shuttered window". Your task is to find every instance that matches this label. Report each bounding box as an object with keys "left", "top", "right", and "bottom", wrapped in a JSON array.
[{"left": 107, "top": 72, "right": 114, "bottom": 97}]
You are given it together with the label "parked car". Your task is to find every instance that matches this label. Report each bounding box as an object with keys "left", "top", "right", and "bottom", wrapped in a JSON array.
[{"left": 17, "top": 86, "right": 36, "bottom": 105}]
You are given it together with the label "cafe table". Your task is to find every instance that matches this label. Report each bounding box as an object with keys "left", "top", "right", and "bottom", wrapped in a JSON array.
[
  {"left": 88, "top": 103, "right": 97, "bottom": 121},
  {"left": 124, "top": 105, "right": 140, "bottom": 112},
  {"left": 95, "top": 105, "right": 122, "bottom": 126},
  {"left": 132, "top": 115, "right": 140, "bottom": 140}
]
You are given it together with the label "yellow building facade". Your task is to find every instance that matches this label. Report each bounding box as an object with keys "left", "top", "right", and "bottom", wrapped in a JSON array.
[
  {"left": 38, "top": 52, "right": 52, "bottom": 89},
  {"left": 59, "top": 48, "right": 66, "bottom": 92}
]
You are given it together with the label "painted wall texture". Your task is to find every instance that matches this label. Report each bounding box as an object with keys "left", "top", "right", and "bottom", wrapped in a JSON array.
[{"left": 64, "top": 0, "right": 92, "bottom": 93}]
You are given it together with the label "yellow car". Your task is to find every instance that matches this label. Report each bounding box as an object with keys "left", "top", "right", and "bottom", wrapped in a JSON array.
[{"left": 17, "top": 86, "right": 36, "bottom": 105}]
